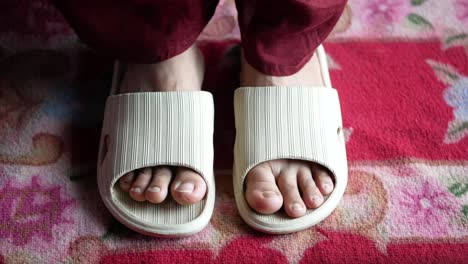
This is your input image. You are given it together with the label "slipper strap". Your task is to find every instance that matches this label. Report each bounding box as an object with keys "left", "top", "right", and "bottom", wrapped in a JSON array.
[
  {"left": 97, "top": 91, "right": 214, "bottom": 198},
  {"left": 234, "top": 86, "right": 347, "bottom": 187}
]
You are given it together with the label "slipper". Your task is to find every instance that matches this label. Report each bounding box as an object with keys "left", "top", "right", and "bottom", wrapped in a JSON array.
[
  {"left": 97, "top": 62, "right": 215, "bottom": 237},
  {"left": 233, "top": 45, "right": 348, "bottom": 234}
]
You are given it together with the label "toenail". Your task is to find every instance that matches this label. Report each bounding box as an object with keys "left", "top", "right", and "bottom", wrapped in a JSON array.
[
  {"left": 323, "top": 183, "right": 333, "bottom": 193},
  {"left": 291, "top": 203, "right": 303, "bottom": 211},
  {"left": 262, "top": 191, "right": 278, "bottom": 198},
  {"left": 175, "top": 182, "right": 194, "bottom": 193},
  {"left": 311, "top": 195, "right": 322, "bottom": 203},
  {"left": 148, "top": 186, "right": 161, "bottom": 192},
  {"left": 131, "top": 187, "right": 142, "bottom": 193}
]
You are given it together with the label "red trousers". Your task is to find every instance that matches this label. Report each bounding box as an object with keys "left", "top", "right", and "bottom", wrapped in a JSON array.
[{"left": 53, "top": 0, "right": 346, "bottom": 76}]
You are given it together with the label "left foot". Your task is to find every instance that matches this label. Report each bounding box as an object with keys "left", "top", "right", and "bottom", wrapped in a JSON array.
[
  {"left": 240, "top": 51, "right": 335, "bottom": 218},
  {"left": 117, "top": 44, "right": 207, "bottom": 205}
]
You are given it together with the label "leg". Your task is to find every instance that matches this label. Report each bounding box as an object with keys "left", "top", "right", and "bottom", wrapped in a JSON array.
[
  {"left": 236, "top": 0, "right": 347, "bottom": 217},
  {"left": 53, "top": 0, "right": 218, "bottom": 62},
  {"left": 53, "top": 0, "right": 218, "bottom": 205}
]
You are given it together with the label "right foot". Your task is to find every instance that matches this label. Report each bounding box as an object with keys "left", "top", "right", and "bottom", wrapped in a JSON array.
[
  {"left": 240, "top": 50, "right": 336, "bottom": 218},
  {"left": 117, "top": 44, "right": 207, "bottom": 205}
]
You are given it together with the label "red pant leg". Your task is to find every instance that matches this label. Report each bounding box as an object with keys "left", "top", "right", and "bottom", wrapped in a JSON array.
[
  {"left": 236, "top": 0, "right": 347, "bottom": 76},
  {"left": 53, "top": 0, "right": 219, "bottom": 63}
]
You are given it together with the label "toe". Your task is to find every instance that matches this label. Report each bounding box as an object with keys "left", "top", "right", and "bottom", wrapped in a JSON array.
[
  {"left": 245, "top": 163, "right": 283, "bottom": 214},
  {"left": 129, "top": 168, "right": 152, "bottom": 201},
  {"left": 278, "top": 165, "right": 306, "bottom": 218},
  {"left": 312, "top": 164, "right": 334, "bottom": 195},
  {"left": 145, "top": 166, "right": 172, "bottom": 203},
  {"left": 171, "top": 167, "right": 206, "bottom": 205},
  {"left": 298, "top": 167, "right": 324, "bottom": 209},
  {"left": 119, "top": 171, "right": 135, "bottom": 192}
]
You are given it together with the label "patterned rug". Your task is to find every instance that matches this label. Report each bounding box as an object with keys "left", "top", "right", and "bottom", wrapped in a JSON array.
[{"left": 0, "top": 0, "right": 467, "bottom": 263}]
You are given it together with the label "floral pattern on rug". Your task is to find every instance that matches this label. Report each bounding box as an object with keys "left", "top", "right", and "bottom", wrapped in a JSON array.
[
  {"left": 427, "top": 60, "right": 468, "bottom": 143},
  {"left": 0, "top": 176, "right": 74, "bottom": 246}
]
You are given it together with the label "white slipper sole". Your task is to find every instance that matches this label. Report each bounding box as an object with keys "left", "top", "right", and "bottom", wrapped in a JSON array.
[
  {"left": 233, "top": 45, "right": 348, "bottom": 234},
  {"left": 97, "top": 63, "right": 215, "bottom": 237}
]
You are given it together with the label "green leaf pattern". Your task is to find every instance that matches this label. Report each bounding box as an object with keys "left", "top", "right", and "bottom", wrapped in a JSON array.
[
  {"left": 407, "top": 13, "right": 433, "bottom": 29},
  {"left": 411, "top": 0, "right": 427, "bottom": 6},
  {"left": 449, "top": 183, "right": 468, "bottom": 197}
]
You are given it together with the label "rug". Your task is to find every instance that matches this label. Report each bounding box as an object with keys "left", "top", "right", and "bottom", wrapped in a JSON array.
[{"left": 0, "top": 0, "right": 467, "bottom": 263}]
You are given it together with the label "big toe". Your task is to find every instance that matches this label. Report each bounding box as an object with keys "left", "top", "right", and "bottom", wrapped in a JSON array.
[
  {"left": 245, "top": 164, "right": 283, "bottom": 214},
  {"left": 171, "top": 168, "right": 206, "bottom": 205}
]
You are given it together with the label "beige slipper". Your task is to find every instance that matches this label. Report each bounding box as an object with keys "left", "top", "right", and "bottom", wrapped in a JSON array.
[
  {"left": 97, "top": 63, "right": 215, "bottom": 237},
  {"left": 233, "top": 45, "right": 348, "bottom": 234}
]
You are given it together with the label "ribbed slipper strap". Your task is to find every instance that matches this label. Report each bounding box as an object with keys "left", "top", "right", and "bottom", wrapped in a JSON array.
[{"left": 99, "top": 91, "right": 214, "bottom": 188}]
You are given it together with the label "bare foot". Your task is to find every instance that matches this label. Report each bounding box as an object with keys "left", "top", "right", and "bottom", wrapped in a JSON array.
[
  {"left": 241, "top": 51, "right": 335, "bottom": 218},
  {"left": 117, "top": 44, "right": 207, "bottom": 205}
]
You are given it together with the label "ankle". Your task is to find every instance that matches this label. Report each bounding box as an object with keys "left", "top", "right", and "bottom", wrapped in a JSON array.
[
  {"left": 240, "top": 51, "right": 323, "bottom": 87},
  {"left": 120, "top": 44, "right": 205, "bottom": 93}
]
